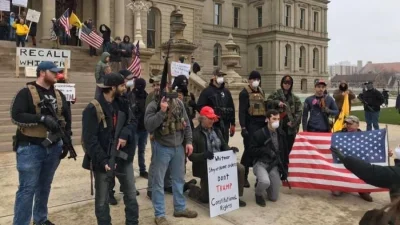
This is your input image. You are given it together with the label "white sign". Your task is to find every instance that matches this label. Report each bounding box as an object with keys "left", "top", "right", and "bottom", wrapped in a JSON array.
[
  {"left": 55, "top": 83, "right": 76, "bottom": 102},
  {"left": 0, "top": 0, "right": 10, "bottom": 11},
  {"left": 16, "top": 47, "right": 71, "bottom": 68},
  {"left": 24, "top": 66, "right": 37, "bottom": 77},
  {"left": 207, "top": 151, "right": 239, "bottom": 218},
  {"left": 171, "top": 62, "right": 191, "bottom": 78},
  {"left": 12, "top": 0, "right": 27, "bottom": 7},
  {"left": 26, "top": 9, "right": 41, "bottom": 23}
]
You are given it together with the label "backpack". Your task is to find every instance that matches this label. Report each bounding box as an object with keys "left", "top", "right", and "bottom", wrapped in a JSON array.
[{"left": 81, "top": 99, "right": 107, "bottom": 153}]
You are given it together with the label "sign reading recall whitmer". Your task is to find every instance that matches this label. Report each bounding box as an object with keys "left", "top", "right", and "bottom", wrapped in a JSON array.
[
  {"left": 207, "top": 150, "right": 239, "bottom": 218},
  {"left": 54, "top": 83, "right": 76, "bottom": 102},
  {"left": 17, "top": 47, "right": 71, "bottom": 68},
  {"left": 171, "top": 62, "right": 191, "bottom": 78},
  {"left": 26, "top": 9, "right": 41, "bottom": 23}
]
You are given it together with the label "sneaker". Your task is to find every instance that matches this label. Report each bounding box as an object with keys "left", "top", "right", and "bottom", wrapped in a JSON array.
[
  {"left": 33, "top": 220, "right": 55, "bottom": 225},
  {"left": 147, "top": 190, "right": 152, "bottom": 200},
  {"left": 140, "top": 171, "right": 149, "bottom": 179},
  {"left": 173, "top": 208, "right": 198, "bottom": 218},
  {"left": 239, "top": 199, "right": 247, "bottom": 207},
  {"left": 359, "top": 193, "right": 373, "bottom": 202},
  {"left": 109, "top": 192, "right": 118, "bottom": 205},
  {"left": 155, "top": 216, "right": 169, "bottom": 225},
  {"left": 244, "top": 179, "right": 250, "bottom": 188},
  {"left": 255, "top": 194, "right": 266, "bottom": 207},
  {"left": 164, "top": 186, "right": 173, "bottom": 194},
  {"left": 184, "top": 179, "right": 197, "bottom": 192}
]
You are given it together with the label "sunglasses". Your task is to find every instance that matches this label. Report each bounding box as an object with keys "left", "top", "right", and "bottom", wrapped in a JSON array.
[{"left": 283, "top": 81, "right": 292, "bottom": 85}]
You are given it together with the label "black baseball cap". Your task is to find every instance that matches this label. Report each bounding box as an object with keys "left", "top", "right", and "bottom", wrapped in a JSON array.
[
  {"left": 314, "top": 79, "right": 327, "bottom": 86},
  {"left": 36, "top": 61, "right": 63, "bottom": 73},
  {"left": 97, "top": 73, "right": 125, "bottom": 88}
]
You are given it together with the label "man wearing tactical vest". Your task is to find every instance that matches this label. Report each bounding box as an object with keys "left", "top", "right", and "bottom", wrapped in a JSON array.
[
  {"left": 239, "top": 71, "right": 267, "bottom": 188},
  {"left": 266, "top": 75, "right": 302, "bottom": 167},
  {"left": 197, "top": 68, "right": 236, "bottom": 143},
  {"left": 11, "top": 61, "right": 72, "bottom": 225},
  {"left": 145, "top": 90, "right": 198, "bottom": 225},
  {"left": 82, "top": 73, "right": 139, "bottom": 225},
  {"left": 172, "top": 75, "right": 197, "bottom": 130}
]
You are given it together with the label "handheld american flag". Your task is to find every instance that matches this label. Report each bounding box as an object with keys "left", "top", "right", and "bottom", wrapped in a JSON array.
[
  {"left": 79, "top": 25, "right": 103, "bottom": 49},
  {"left": 287, "top": 129, "right": 388, "bottom": 192},
  {"left": 127, "top": 41, "right": 141, "bottom": 78},
  {"left": 59, "top": 9, "right": 71, "bottom": 37}
]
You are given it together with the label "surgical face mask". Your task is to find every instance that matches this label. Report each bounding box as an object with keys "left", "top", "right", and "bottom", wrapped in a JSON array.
[
  {"left": 271, "top": 121, "right": 280, "bottom": 129},
  {"left": 252, "top": 80, "right": 260, "bottom": 88},
  {"left": 126, "top": 80, "right": 134, "bottom": 88},
  {"left": 216, "top": 77, "right": 224, "bottom": 84}
]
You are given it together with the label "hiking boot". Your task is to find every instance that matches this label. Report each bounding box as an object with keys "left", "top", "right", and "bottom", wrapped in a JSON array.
[
  {"left": 33, "top": 220, "right": 55, "bottom": 225},
  {"left": 359, "top": 193, "right": 373, "bottom": 202},
  {"left": 239, "top": 199, "right": 247, "bottom": 207},
  {"left": 164, "top": 186, "right": 173, "bottom": 194},
  {"left": 173, "top": 208, "right": 198, "bottom": 218},
  {"left": 255, "top": 194, "right": 266, "bottom": 207},
  {"left": 184, "top": 179, "right": 197, "bottom": 192},
  {"left": 155, "top": 216, "right": 169, "bottom": 225},
  {"left": 244, "top": 179, "right": 250, "bottom": 188},
  {"left": 332, "top": 191, "right": 343, "bottom": 197},
  {"left": 140, "top": 171, "right": 149, "bottom": 179},
  {"left": 147, "top": 190, "right": 152, "bottom": 200},
  {"left": 109, "top": 192, "right": 118, "bottom": 205}
]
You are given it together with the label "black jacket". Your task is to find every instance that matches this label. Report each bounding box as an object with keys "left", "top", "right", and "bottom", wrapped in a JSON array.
[
  {"left": 82, "top": 94, "right": 133, "bottom": 171},
  {"left": 188, "top": 125, "right": 230, "bottom": 178},
  {"left": 99, "top": 24, "right": 111, "bottom": 42},
  {"left": 29, "top": 22, "right": 37, "bottom": 36},
  {"left": 120, "top": 35, "right": 134, "bottom": 57},
  {"left": 109, "top": 41, "right": 122, "bottom": 62},
  {"left": 11, "top": 81, "right": 71, "bottom": 146},
  {"left": 238, "top": 86, "right": 266, "bottom": 132},
  {"left": 197, "top": 80, "right": 235, "bottom": 125},
  {"left": 127, "top": 89, "right": 148, "bottom": 131},
  {"left": 358, "top": 89, "right": 384, "bottom": 112}
]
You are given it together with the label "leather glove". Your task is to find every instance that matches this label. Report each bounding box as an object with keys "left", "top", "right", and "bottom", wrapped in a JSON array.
[
  {"left": 40, "top": 115, "right": 60, "bottom": 132},
  {"left": 230, "top": 147, "right": 239, "bottom": 153},
  {"left": 330, "top": 147, "right": 346, "bottom": 161},
  {"left": 203, "top": 151, "right": 214, "bottom": 160},
  {"left": 229, "top": 125, "right": 236, "bottom": 137},
  {"left": 241, "top": 129, "right": 248, "bottom": 138}
]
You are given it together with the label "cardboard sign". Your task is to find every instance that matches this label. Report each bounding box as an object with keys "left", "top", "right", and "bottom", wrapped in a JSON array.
[
  {"left": 171, "top": 62, "right": 191, "bottom": 78},
  {"left": 12, "top": 0, "right": 27, "bottom": 7},
  {"left": 24, "top": 66, "right": 37, "bottom": 77},
  {"left": 26, "top": 9, "right": 41, "bottom": 23},
  {"left": 207, "top": 150, "right": 239, "bottom": 217},
  {"left": 54, "top": 83, "right": 76, "bottom": 101},
  {"left": 16, "top": 47, "right": 71, "bottom": 68},
  {"left": 0, "top": 0, "right": 10, "bottom": 11}
]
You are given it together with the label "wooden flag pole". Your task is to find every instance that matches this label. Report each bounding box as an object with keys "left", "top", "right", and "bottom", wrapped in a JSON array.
[
  {"left": 25, "top": 21, "right": 32, "bottom": 41},
  {"left": 15, "top": 55, "right": 19, "bottom": 78},
  {"left": 64, "top": 58, "right": 69, "bottom": 81},
  {"left": 386, "top": 124, "right": 391, "bottom": 166}
]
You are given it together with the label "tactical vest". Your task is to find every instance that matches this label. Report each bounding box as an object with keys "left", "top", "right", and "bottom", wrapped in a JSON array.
[
  {"left": 159, "top": 99, "right": 185, "bottom": 136},
  {"left": 183, "top": 95, "right": 194, "bottom": 117},
  {"left": 18, "top": 84, "right": 64, "bottom": 138},
  {"left": 245, "top": 86, "right": 266, "bottom": 116},
  {"left": 81, "top": 99, "right": 107, "bottom": 153}
]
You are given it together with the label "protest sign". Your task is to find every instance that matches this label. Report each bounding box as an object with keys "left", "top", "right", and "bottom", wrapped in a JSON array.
[
  {"left": 12, "top": 0, "right": 27, "bottom": 7},
  {"left": 54, "top": 83, "right": 76, "bottom": 101},
  {"left": 0, "top": 0, "right": 10, "bottom": 11},
  {"left": 171, "top": 61, "right": 191, "bottom": 78},
  {"left": 24, "top": 66, "right": 37, "bottom": 77},
  {"left": 207, "top": 150, "right": 239, "bottom": 218},
  {"left": 26, "top": 9, "right": 41, "bottom": 23},
  {"left": 16, "top": 47, "right": 71, "bottom": 68}
]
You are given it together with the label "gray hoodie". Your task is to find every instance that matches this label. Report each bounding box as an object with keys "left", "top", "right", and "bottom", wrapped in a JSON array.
[
  {"left": 95, "top": 52, "right": 110, "bottom": 84},
  {"left": 145, "top": 99, "right": 192, "bottom": 147}
]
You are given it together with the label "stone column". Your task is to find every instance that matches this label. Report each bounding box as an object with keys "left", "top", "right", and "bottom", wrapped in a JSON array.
[
  {"left": 324, "top": 8, "right": 328, "bottom": 33},
  {"left": 114, "top": 0, "right": 125, "bottom": 38},
  {"left": 127, "top": 0, "right": 152, "bottom": 49},
  {"left": 41, "top": 0, "right": 55, "bottom": 41},
  {"left": 97, "top": 0, "right": 110, "bottom": 29}
]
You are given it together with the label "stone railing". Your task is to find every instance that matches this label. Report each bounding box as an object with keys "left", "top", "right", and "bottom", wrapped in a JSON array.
[{"left": 188, "top": 73, "right": 207, "bottom": 97}]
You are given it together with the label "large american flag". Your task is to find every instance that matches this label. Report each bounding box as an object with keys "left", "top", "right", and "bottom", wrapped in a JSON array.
[
  {"left": 287, "top": 129, "right": 388, "bottom": 192},
  {"left": 79, "top": 25, "right": 103, "bottom": 49},
  {"left": 127, "top": 41, "right": 141, "bottom": 78},
  {"left": 59, "top": 9, "right": 70, "bottom": 37}
]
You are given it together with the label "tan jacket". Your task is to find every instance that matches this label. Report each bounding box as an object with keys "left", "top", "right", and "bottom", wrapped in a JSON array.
[{"left": 333, "top": 89, "right": 356, "bottom": 111}]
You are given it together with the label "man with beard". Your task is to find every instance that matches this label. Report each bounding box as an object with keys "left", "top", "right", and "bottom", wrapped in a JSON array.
[
  {"left": 82, "top": 73, "right": 139, "bottom": 225},
  {"left": 333, "top": 80, "right": 356, "bottom": 114},
  {"left": 358, "top": 81, "right": 385, "bottom": 131},
  {"left": 172, "top": 75, "right": 196, "bottom": 130},
  {"left": 120, "top": 35, "right": 134, "bottom": 70},
  {"left": 266, "top": 75, "right": 302, "bottom": 169},
  {"left": 11, "top": 61, "right": 72, "bottom": 225},
  {"left": 197, "top": 68, "right": 235, "bottom": 143},
  {"left": 239, "top": 71, "right": 267, "bottom": 188}
]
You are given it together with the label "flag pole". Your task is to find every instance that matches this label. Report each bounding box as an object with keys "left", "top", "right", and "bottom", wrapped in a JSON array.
[
  {"left": 25, "top": 21, "right": 32, "bottom": 41},
  {"left": 386, "top": 124, "right": 391, "bottom": 166}
]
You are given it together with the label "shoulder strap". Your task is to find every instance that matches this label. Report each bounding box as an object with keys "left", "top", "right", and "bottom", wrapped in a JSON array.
[
  {"left": 262, "top": 128, "right": 272, "bottom": 146},
  {"left": 90, "top": 99, "right": 107, "bottom": 128},
  {"left": 245, "top": 86, "right": 252, "bottom": 94},
  {"left": 27, "top": 84, "right": 41, "bottom": 115},
  {"left": 54, "top": 90, "right": 63, "bottom": 118}
]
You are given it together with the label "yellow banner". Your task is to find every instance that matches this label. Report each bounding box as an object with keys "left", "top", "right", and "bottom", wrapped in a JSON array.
[
  {"left": 332, "top": 94, "right": 350, "bottom": 132},
  {"left": 69, "top": 12, "right": 82, "bottom": 28}
]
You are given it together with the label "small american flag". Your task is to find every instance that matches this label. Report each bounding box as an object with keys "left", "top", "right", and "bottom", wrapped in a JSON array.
[
  {"left": 59, "top": 9, "right": 70, "bottom": 37},
  {"left": 287, "top": 130, "right": 388, "bottom": 192},
  {"left": 79, "top": 25, "right": 103, "bottom": 49},
  {"left": 127, "top": 41, "right": 141, "bottom": 78}
]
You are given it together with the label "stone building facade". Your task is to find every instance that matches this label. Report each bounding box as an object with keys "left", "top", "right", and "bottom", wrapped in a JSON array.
[{"left": 27, "top": 0, "right": 329, "bottom": 92}]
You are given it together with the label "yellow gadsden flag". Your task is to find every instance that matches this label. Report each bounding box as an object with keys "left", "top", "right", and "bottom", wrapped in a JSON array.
[
  {"left": 69, "top": 12, "right": 82, "bottom": 28},
  {"left": 332, "top": 94, "right": 350, "bottom": 132}
]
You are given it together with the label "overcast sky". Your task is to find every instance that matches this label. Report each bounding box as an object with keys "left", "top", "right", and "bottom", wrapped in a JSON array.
[{"left": 328, "top": 0, "right": 400, "bottom": 65}]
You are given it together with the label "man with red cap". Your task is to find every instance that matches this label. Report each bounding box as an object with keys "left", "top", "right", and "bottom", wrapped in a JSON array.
[{"left": 188, "top": 106, "right": 246, "bottom": 207}]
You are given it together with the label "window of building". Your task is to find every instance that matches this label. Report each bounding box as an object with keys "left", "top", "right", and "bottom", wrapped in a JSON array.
[
  {"left": 285, "top": 44, "right": 291, "bottom": 67},
  {"left": 214, "top": 3, "right": 222, "bottom": 25},
  {"left": 313, "top": 11, "right": 318, "bottom": 31},
  {"left": 285, "top": 5, "right": 291, "bottom": 26},
  {"left": 257, "top": 46, "right": 263, "bottom": 67},
  {"left": 313, "top": 48, "right": 319, "bottom": 69},
  {"left": 213, "top": 43, "right": 222, "bottom": 66},
  {"left": 147, "top": 9, "right": 156, "bottom": 49},
  {"left": 257, "top": 7, "right": 262, "bottom": 28},
  {"left": 299, "top": 47, "right": 305, "bottom": 68},
  {"left": 234, "top": 7, "right": 240, "bottom": 28},
  {"left": 300, "top": 8, "right": 305, "bottom": 29}
]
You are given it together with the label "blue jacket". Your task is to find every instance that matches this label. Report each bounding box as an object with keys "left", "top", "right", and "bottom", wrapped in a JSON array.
[{"left": 302, "top": 95, "right": 339, "bottom": 132}]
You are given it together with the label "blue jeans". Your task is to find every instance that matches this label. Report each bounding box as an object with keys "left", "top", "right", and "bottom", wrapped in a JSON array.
[
  {"left": 9, "top": 26, "right": 15, "bottom": 40},
  {"left": 365, "top": 111, "right": 380, "bottom": 131},
  {"left": 147, "top": 140, "right": 172, "bottom": 192},
  {"left": 134, "top": 130, "right": 148, "bottom": 173},
  {"left": 152, "top": 141, "right": 186, "bottom": 218},
  {"left": 16, "top": 35, "right": 25, "bottom": 47},
  {"left": 13, "top": 141, "right": 62, "bottom": 225}
]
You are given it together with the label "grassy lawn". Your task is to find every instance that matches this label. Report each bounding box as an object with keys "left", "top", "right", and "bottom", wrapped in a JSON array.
[{"left": 351, "top": 107, "right": 400, "bottom": 125}]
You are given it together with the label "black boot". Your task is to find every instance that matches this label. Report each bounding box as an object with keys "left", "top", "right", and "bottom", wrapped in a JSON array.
[
  {"left": 109, "top": 191, "right": 118, "bottom": 205},
  {"left": 147, "top": 190, "right": 152, "bottom": 200},
  {"left": 140, "top": 171, "right": 149, "bottom": 179},
  {"left": 255, "top": 194, "right": 266, "bottom": 207},
  {"left": 164, "top": 186, "right": 173, "bottom": 194},
  {"left": 239, "top": 199, "right": 247, "bottom": 207},
  {"left": 244, "top": 179, "right": 250, "bottom": 188},
  {"left": 183, "top": 179, "right": 197, "bottom": 192}
]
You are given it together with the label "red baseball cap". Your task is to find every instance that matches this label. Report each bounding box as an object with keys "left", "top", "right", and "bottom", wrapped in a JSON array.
[{"left": 200, "top": 106, "right": 219, "bottom": 120}]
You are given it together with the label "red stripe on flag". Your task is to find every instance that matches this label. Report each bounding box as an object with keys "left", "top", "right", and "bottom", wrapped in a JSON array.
[
  {"left": 289, "top": 172, "right": 367, "bottom": 184},
  {"left": 289, "top": 163, "right": 349, "bottom": 173},
  {"left": 283, "top": 182, "right": 388, "bottom": 192}
]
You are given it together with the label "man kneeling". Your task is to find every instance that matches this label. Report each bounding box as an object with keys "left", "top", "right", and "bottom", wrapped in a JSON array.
[
  {"left": 249, "top": 109, "right": 289, "bottom": 207},
  {"left": 188, "top": 106, "right": 246, "bottom": 207}
]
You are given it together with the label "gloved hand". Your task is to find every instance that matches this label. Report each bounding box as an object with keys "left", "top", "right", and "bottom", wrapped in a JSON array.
[
  {"left": 203, "top": 151, "right": 214, "bottom": 160},
  {"left": 188, "top": 100, "right": 196, "bottom": 108},
  {"left": 229, "top": 125, "right": 236, "bottom": 137},
  {"left": 241, "top": 129, "right": 248, "bottom": 138},
  {"left": 40, "top": 115, "right": 60, "bottom": 132},
  {"left": 322, "top": 107, "right": 331, "bottom": 114},
  {"left": 330, "top": 147, "right": 346, "bottom": 161},
  {"left": 230, "top": 147, "right": 239, "bottom": 153}
]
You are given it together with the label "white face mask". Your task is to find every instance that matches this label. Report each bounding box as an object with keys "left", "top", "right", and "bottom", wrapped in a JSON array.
[
  {"left": 252, "top": 80, "right": 260, "bottom": 88},
  {"left": 216, "top": 77, "right": 224, "bottom": 84},
  {"left": 126, "top": 80, "right": 134, "bottom": 88},
  {"left": 271, "top": 121, "right": 280, "bottom": 129}
]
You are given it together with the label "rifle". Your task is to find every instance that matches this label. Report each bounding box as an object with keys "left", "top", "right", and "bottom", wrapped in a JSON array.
[
  {"left": 39, "top": 99, "right": 77, "bottom": 160},
  {"left": 159, "top": 39, "right": 178, "bottom": 102},
  {"left": 357, "top": 95, "right": 374, "bottom": 111},
  {"left": 106, "top": 111, "right": 129, "bottom": 183}
]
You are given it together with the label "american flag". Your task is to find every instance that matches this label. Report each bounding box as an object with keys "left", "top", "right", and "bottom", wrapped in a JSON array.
[
  {"left": 127, "top": 41, "right": 141, "bottom": 78},
  {"left": 59, "top": 9, "right": 70, "bottom": 37},
  {"left": 287, "top": 129, "right": 388, "bottom": 192},
  {"left": 79, "top": 25, "right": 103, "bottom": 49}
]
